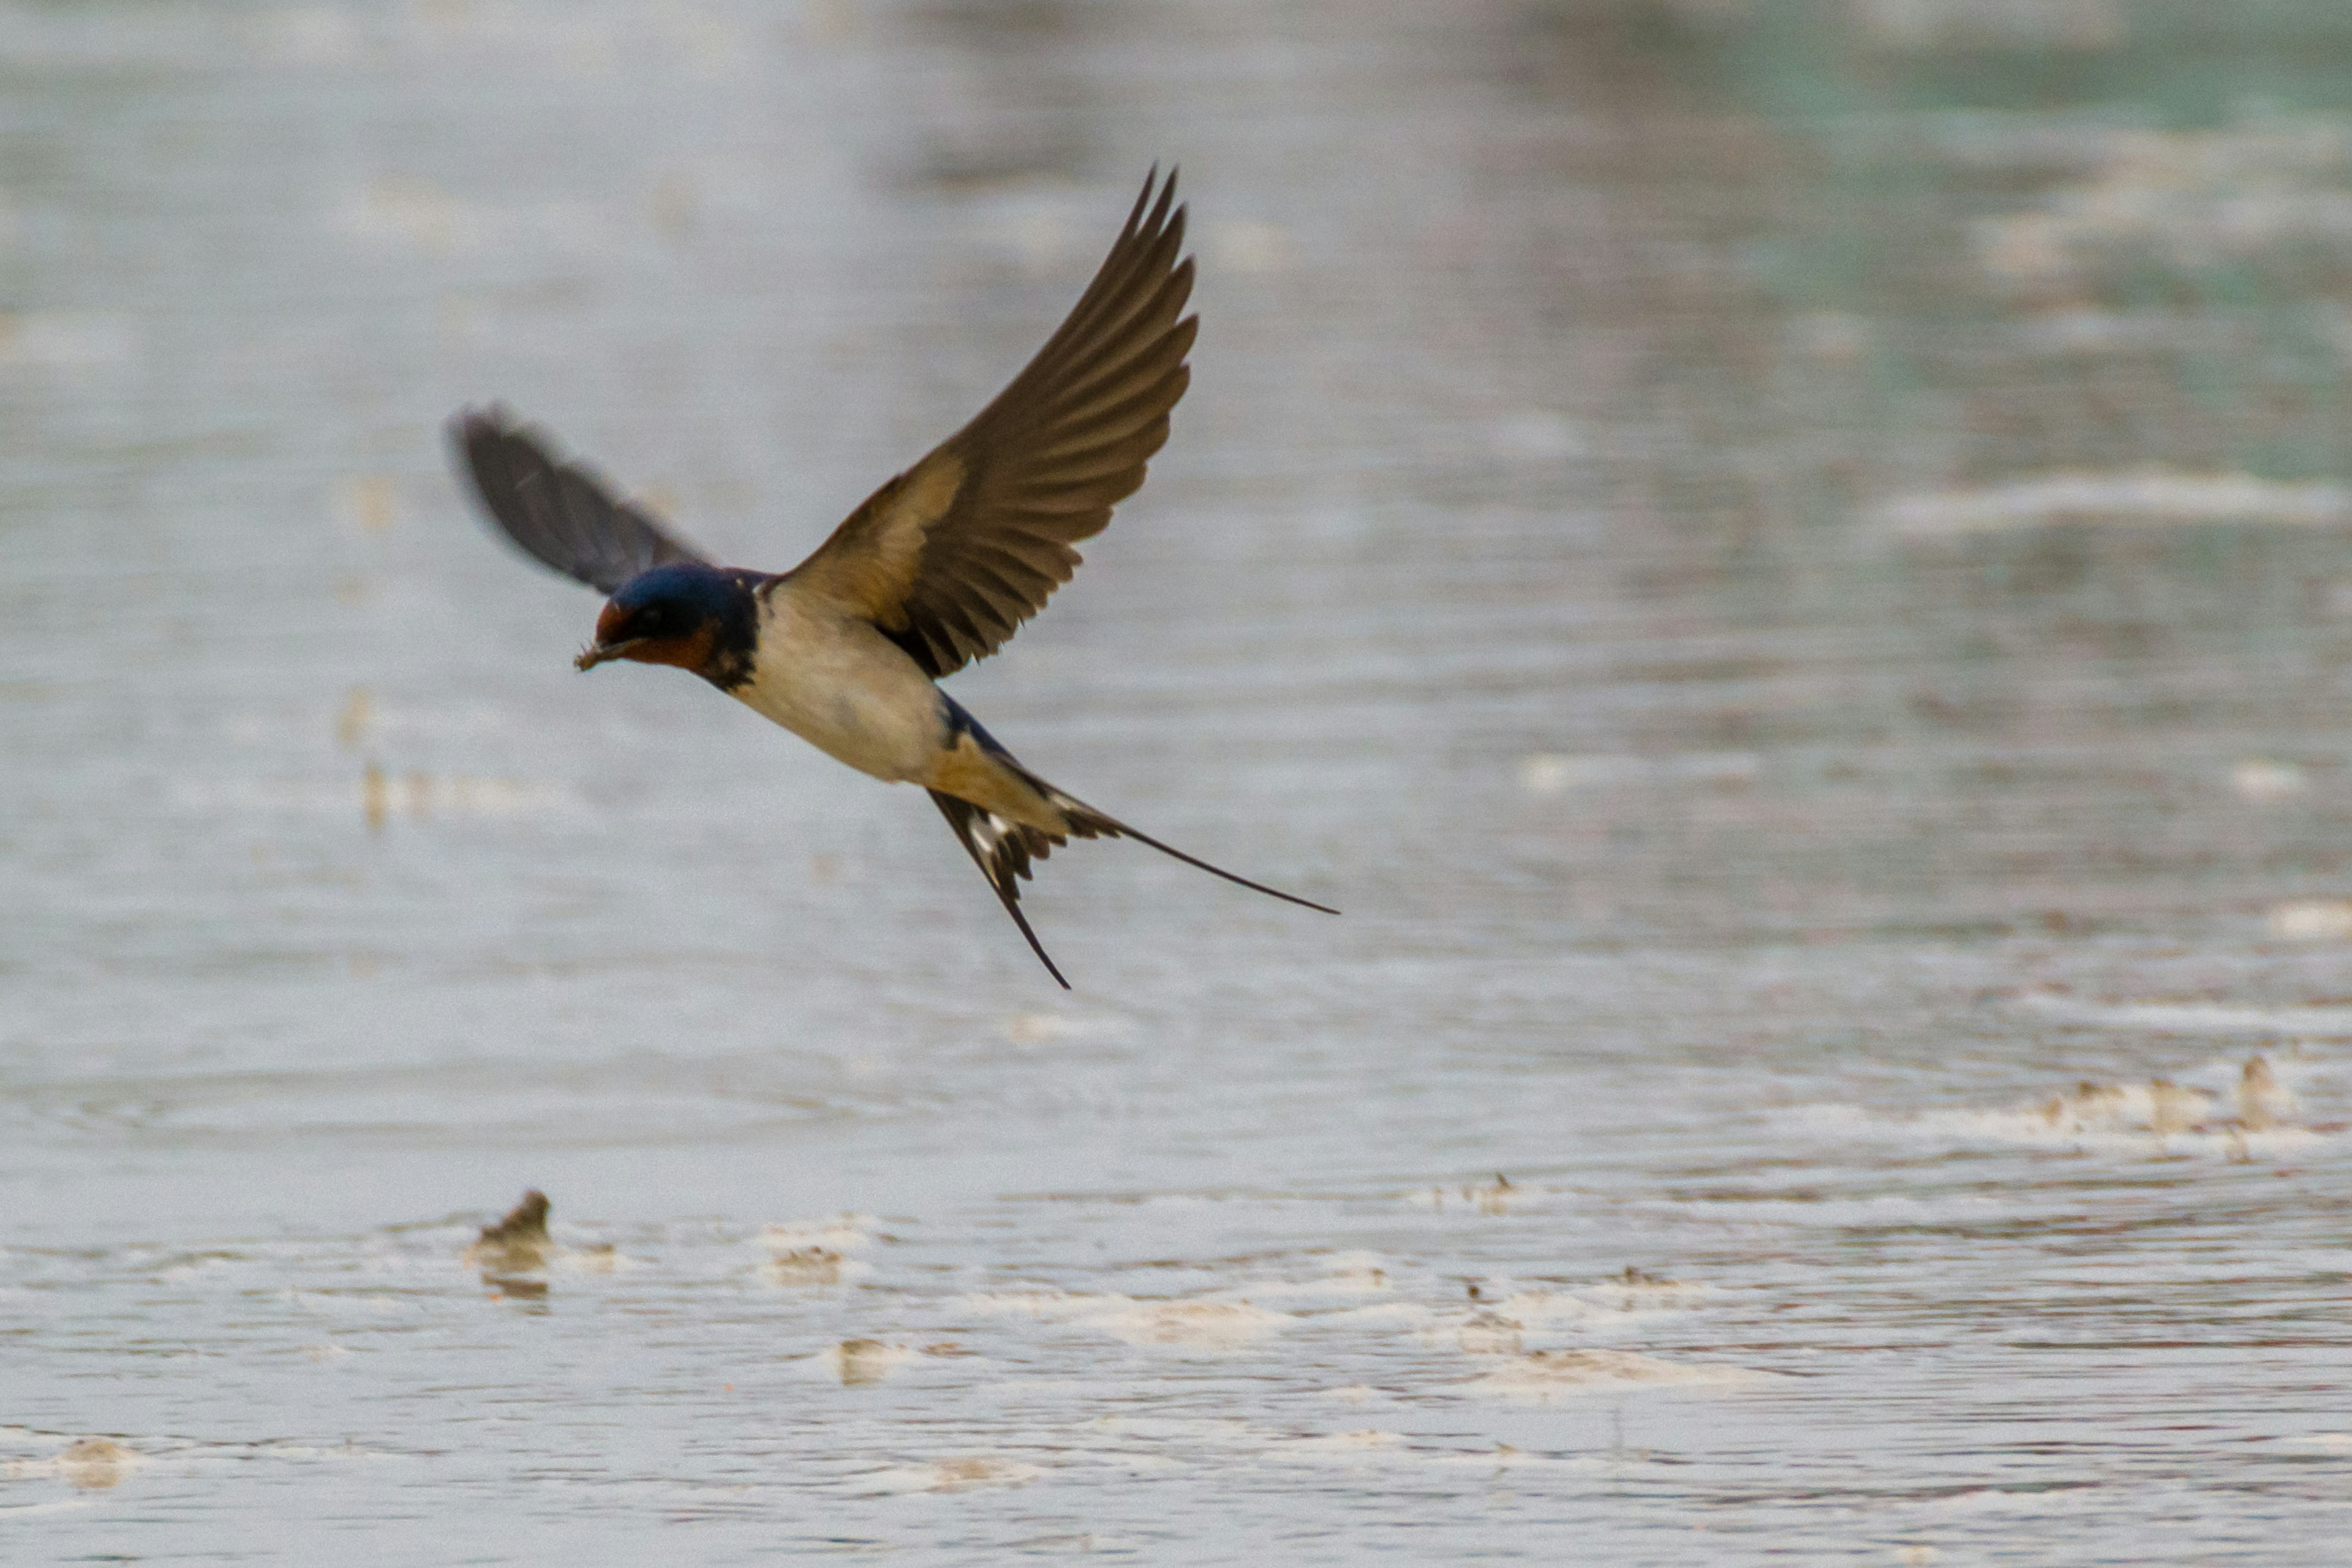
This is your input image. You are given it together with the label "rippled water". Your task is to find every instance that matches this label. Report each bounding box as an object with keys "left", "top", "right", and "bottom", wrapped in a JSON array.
[{"left": 8, "top": 1, "right": 2352, "bottom": 1560}]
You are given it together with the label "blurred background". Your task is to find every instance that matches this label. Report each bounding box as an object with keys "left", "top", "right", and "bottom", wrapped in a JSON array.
[{"left": 6, "top": 1, "right": 2352, "bottom": 1560}]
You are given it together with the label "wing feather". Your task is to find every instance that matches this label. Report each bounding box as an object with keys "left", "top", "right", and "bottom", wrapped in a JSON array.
[
  {"left": 785, "top": 168, "right": 1197, "bottom": 677},
  {"left": 451, "top": 407, "right": 709, "bottom": 594}
]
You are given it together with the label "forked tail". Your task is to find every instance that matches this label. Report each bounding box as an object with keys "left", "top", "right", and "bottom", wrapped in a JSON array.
[{"left": 927, "top": 769, "right": 1336, "bottom": 989}]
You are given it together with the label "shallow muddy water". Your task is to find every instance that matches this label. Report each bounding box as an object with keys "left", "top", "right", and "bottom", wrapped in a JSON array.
[{"left": 6, "top": 1, "right": 2352, "bottom": 1561}]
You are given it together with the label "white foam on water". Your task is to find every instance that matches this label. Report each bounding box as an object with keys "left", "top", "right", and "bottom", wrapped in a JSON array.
[
  {"left": 1231, "top": 1253, "right": 1394, "bottom": 1301},
  {"left": 999, "top": 1011, "right": 1134, "bottom": 1048},
  {"left": 1447, "top": 1313, "right": 1525, "bottom": 1355},
  {"left": 1425, "top": 1445, "right": 1596, "bottom": 1473},
  {"left": 760, "top": 1215, "right": 877, "bottom": 1253},
  {"left": 1206, "top": 218, "right": 1297, "bottom": 276},
  {"left": 1516, "top": 753, "right": 1580, "bottom": 796},
  {"left": 1499, "top": 1276, "right": 1713, "bottom": 1327},
  {"left": 1514, "top": 752, "right": 1761, "bottom": 796},
  {"left": 233, "top": 1441, "right": 400, "bottom": 1464},
  {"left": 1412, "top": 1276, "right": 1709, "bottom": 1354},
  {"left": 795, "top": 1339, "right": 922, "bottom": 1386},
  {"left": 2014, "top": 992, "right": 2352, "bottom": 1037},
  {"left": 551, "top": 1245, "right": 639, "bottom": 1276},
  {"left": 1400, "top": 1175, "right": 1543, "bottom": 1215},
  {"left": 279, "top": 1289, "right": 416, "bottom": 1318},
  {"left": 2231, "top": 760, "right": 2309, "bottom": 803},
  {"left": 1262, "top": 1430, "right": 1409, "bottom": 1464},
  {"left": 1787, "top": 1050, "right": 2338, "bottom": 1159},
  {"left": 758, "top": 1249, "right": 873, "bottom": 1287},
  {"left": 953, "top": 1291, "right": 1294, "bottom": 1349},
  {"left": 1876, "top": 469, "right": 2352, "bottom": 539},
  {"left": 1326, "top": 1301, "right": 1437, "bottom": 1328},
  {"left": 1088, "top": 1413, "right": 1255, "bottom": 1448},
  {"left": 1924, "top": 1485, "right": 2108, "bottom": 1515},
  {"left": 2269, "top": 900, "right": 2352, "bottom": 941},
  {"left": 856, "top": 1455, "right": 1043, "bottom": 1494},
  {"left": 1969, "top": 117, "right": 2352, "bottom": 282},
  {"left": 1, "top": 1428, "right": 399, "bottom": 1487},
  {"left": 1063, "top": 1451, "right": 1188, "bottom": 1477},
  {"left": 953, "top": 1289, "right": 1117, "bottom": 1322},
  {"left": 1, "top": 1439, "right": 144, "bottom": 1491},
  {"left": 1462, "top": 1349, "right": 1780, "bottom": 1398},
  {"left": 1082, "top": 1299, "right": 1294, "bottom": 1349},
  {"left": 1085, "top": 1414, "right": 1590, "bottom": 1477},
  {"left": 758, "top": 1218, "right": 878, "bottom": 1286}
]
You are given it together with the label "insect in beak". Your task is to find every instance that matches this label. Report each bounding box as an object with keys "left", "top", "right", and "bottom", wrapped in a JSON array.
[{"left": 574, "top": 639, "right": 644, "bottom": 671}]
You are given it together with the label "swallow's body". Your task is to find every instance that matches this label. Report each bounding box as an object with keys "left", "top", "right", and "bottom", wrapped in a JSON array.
[
  {"left": 737, "top": 582, "right": 948, "bottom": 788},
  {"left": 734, "top": 584, "right": 1061, "bottom": 829},
  {"left": 453, "top": 171, "right": 1332, "bottom": 986}
]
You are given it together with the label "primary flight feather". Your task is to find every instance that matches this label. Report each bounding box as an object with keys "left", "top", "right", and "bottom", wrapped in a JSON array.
[{"left": 452, "top": 169, "right": 1333, "bottom": 987}]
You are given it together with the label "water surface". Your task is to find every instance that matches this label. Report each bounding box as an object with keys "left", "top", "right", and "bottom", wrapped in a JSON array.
[{"left": 6, "top": 1, "right": 2352, "bottom": 1561}]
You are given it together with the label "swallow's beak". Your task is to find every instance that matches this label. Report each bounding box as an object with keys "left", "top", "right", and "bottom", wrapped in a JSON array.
[
  {"left": 578, "top": 601, "right": 643, "bottom": 671},
  {"left": 574, "top": 638, "right": 643, "bottom": 671}
]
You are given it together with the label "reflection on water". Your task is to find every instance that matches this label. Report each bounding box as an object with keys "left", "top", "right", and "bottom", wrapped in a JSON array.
[{"left": 7, "top": 0, "right": 2352, "bottom": 1560}]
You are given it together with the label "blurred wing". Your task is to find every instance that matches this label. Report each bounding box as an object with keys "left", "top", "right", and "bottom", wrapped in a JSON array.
[
  {"left": 451, "top": 407, "right": 711, "bottom": 594},
  {"left": 786, "top": 168, "right": 1197, "bottom": 677}
]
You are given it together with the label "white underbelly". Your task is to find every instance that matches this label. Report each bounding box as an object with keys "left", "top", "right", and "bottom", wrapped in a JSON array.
[{"left": 731, "top": 596, "right": 942, "bottom": 783}]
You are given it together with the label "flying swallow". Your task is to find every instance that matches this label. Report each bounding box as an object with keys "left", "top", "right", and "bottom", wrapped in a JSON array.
[{"left": 452, "top": 169, "right": 1335, "bottom": 987}]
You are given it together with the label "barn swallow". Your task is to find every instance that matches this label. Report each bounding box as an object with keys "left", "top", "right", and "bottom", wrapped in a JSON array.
[{"left": 452, "top": 169, "right": 1334, "bottom": 987}]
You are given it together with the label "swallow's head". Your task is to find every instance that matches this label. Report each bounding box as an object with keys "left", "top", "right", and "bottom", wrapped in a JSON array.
[{"left": 576, "top": 563, "right": 760, "bottom": 687}]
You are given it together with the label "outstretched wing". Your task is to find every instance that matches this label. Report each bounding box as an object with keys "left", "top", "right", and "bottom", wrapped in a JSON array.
[
  {"left": 786, "top": 168, "right": 1197, "bottom": 678},
  {"left": 451, "top": 406, "right": 711, "bottom": 594}
]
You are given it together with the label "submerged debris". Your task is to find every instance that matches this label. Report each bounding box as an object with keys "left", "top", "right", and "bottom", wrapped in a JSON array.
[
  {"left": 2031, "top": 1057, "right": 2303, "bottom": 1144},
  {"left": 465, "top": 1189, "right": 552, "bottom": 1273},
  {"left": 1473, "top": 1174, "right": 1515, "bottom": 1215},
  {"left": 1405, "top": 1173, "right": 1534, "bottom": 1214},
  {"left": 2241, "top": 1055, "right": 2285, "bottom": 1131},
  {"left": 2039, "top": 1080, "right": 2128, "bottom": 1127},
  {"left": 57, "top": 1438, "right": 137, "bottom": 1491},
  {"left": 833, "top": 1338, "right": 901, "bottom": 1385},
  {"left": 763, "top": 1246, "right": 845, "bottom": 1286},
  {"left": 1457, "top": 1311, "right": 1525, "bottom": 1356},
  {"left": 2147, "top": 1077, "right": 2203, "bottom": 1137}
]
